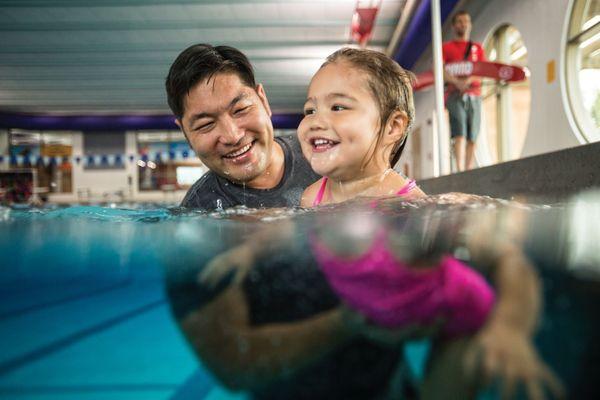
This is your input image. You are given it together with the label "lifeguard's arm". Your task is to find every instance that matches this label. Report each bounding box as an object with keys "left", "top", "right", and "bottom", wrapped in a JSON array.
[
  {"left": 180, "top": 285, "right": 353, "bottom": 391},
  {"left": 442, "top": 43, "right": 476, "bottom": 92},
  {"left": 443, "top": 68, "right": 472, "bottom": 93}
]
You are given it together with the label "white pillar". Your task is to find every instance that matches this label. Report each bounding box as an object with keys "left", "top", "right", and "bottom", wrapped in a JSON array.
[
  {"left": 498, "top": 30, "right": 512, "bottom": 162},
  {"left": 0, "top": 130, "right": 8, "bottom": 170},
  {"left": 431, "top": 0, "right": 450, "bottom": 176}
]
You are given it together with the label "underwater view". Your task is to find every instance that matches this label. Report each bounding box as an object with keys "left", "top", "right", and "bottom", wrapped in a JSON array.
[{"left": 1, "top": 192, "right": 599, "bottom": 400}]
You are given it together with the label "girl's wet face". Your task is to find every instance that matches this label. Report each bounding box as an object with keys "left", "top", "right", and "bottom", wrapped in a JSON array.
[{"left": 298, "top": 61, "right": 384, "bottom": 180}]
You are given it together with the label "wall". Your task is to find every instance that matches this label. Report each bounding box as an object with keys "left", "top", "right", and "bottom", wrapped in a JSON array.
[
  {"left": 409, "top": 0, "right": 583, "bottom": 179},
  {"left": 48, "top": 132, "right": 187, "bottom": 204},
  {"left": 419, "top": 141, "right": 600, "bottom": 202}
]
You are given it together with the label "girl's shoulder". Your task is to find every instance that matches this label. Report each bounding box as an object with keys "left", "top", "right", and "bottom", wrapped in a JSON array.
[
  {"left": 300, "top": 177, "right": 326, "bottom": 208},
  {"left": 388, "top": 172, "right": 427, "bottom": 199}
]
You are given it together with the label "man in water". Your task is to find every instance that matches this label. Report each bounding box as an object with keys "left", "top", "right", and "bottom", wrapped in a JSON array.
[
  {"left": 443, "top": 10, "right": 486, "bottom": 171},
  {"left": 165, "top": 44, "right": 406, "bottom": 398},
  {"left": 166, "top": 44, "right": 318, "bottom": 210}
]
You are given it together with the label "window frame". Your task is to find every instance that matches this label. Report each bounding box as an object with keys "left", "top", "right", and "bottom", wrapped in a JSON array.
[{"left": 563, "top": 0, "right": 600, "bottom": 143}]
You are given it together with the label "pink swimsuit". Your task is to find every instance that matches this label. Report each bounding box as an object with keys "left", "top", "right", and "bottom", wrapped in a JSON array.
[
  {"left": 311, "top": 178, "right": 495, "bottom": 337},
  {"left": 312, "top": 177, "right": 418, "bottom": 207}
]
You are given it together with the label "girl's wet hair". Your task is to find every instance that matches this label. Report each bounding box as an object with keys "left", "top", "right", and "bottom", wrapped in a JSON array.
[{"left": 322, "top": 48, "right": 415, "bottom": 167}]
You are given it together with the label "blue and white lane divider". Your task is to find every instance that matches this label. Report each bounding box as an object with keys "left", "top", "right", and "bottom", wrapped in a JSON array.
[{"left": 0, "top": 150, "right": 197, "bottom": 167}]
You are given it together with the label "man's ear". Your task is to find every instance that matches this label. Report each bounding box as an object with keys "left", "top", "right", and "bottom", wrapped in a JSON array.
[
  {"left": 384, "top": 110, "right": 408, "bottom": 145},
  {"left": 256, "top": 83, "right": 272, "bottom": 117},
  {"left": 175, "top": 118, "right": 192, "bottom": 147}
]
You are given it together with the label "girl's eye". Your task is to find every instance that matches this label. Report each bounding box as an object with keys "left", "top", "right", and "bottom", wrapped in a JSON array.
[
  {"left": 332, "top": 105, "right": 347, "bottom": 111},
  {"left": 304, "top": 108, "right": 316, "bottom": 115}
]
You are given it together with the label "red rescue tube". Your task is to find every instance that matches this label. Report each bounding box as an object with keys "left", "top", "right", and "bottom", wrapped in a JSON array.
[{"left": 412, "top": 60, "right": 528, "bottom": 91}]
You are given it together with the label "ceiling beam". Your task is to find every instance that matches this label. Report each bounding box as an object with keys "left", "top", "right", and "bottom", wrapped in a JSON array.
[
  {"left": 0, "top": 18, "right": 397, "bottom": 31},
  {"left": 0, "top": 41, "right": 388, "bottom": 54},
  {"left": 0, "top": 0, "right": 371, "bottom": 7}
]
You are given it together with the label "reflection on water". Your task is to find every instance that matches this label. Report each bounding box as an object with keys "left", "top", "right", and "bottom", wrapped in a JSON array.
[{"left": 0, "top": 192, "right": 598, "bottom": 399}]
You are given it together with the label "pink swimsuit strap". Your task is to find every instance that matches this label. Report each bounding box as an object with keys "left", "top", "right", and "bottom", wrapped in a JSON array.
[
  {"left": 312, "top": 177, "right": 417, "bottom": 206},
  {"left": 312, "top": 177, "right": 329, "bottom": 207}
]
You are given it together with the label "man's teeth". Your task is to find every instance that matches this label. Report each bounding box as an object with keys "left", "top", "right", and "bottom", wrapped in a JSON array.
[{"left": 226, "top": 143, "right": 252, "bottom": 158}]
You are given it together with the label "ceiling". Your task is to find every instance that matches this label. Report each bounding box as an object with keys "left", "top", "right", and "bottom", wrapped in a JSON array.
[{"left": 0, "top": 0, "right": 411, "bottom": 116}]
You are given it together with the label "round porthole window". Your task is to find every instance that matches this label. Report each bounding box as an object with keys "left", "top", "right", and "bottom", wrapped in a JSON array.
[{"left": 565, "top": 0, "right": 600, "bottom": 142}]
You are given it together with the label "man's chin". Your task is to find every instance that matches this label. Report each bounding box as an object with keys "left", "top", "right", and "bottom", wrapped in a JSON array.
[{"left": 220, "top": 165, "right": 265, "bottom": 185}]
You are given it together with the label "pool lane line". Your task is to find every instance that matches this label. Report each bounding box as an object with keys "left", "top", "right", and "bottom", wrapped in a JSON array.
[
  {"left": 0, "top": 278, "right": 133, "bottom": 321},
  {"left": 0, "top": 383, "right": 179, "bottom": 395},
  {"left": 0, "top": 298, "right": 165, "bottom": 377},
  {"left": 202, "top": 387, "right": 248, "bottom": 400},
  {"left": 168, "top": 369, "right": 216, "bottom": 400},
  {"left": 0, "top": 276, "right": 86, "bottom": 297}
]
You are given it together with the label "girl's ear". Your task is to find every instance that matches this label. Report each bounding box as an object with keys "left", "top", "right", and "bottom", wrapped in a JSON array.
[{"left": 383, "top": 110, "right": 408, "bottom": 145}]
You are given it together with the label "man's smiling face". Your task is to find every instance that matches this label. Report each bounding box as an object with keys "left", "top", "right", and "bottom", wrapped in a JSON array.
[{"left": 176, "top": 72, "right": 274, "bottom": 184}]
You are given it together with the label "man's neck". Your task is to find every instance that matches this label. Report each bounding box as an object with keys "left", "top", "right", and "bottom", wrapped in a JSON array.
[
  {"left": 455, "top": 34, "right": 470, "bottom": 42},
  {"left": 244, "top": 140, "right": 285, "bottom": 190}
]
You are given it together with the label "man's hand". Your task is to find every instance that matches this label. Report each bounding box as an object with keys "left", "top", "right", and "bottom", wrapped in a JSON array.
[
  {"left": 464, "top": 321, "right": 565, "bottom": 400},
  {"left": 199, "top": 244, "right": 254, "bottom": 288}
]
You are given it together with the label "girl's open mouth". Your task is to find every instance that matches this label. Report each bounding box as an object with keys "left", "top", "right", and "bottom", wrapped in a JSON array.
[{"left": 310, "top": 138, "right": 339, "bottom": 153}]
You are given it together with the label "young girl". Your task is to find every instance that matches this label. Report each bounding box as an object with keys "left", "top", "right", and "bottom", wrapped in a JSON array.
[
  {"left": 198, "top": 49, "right": 562, "bottom": 399},
  {"left": 294, "top": 48, "right": 494, "bottom": 337},
  {"left": 298, "top": 47, "right": 425, "bottom": 206}
]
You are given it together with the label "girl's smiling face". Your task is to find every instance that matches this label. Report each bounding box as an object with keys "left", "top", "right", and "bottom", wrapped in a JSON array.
[{"left": 298, "top": 61, "right": 386, "bottom": 180}]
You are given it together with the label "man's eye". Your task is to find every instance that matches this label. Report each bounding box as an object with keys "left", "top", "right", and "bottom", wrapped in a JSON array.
[
  {"left": 304, "top": 108, "right": 315, "bottom": 115},
  {"left": 194, "top": 122, "right": 214, "bottom": 132},
  {"left": 234, "top": 106, "right": 250, "bottom": 115},
  {"left": 332, "top": 105, "right": 347, "bottom": 111}
]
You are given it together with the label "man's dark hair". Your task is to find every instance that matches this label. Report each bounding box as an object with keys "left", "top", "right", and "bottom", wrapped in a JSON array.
[
  {"left": 165, "top": 44, "right": 256, "bottom": 119},
  {"left": 451, "top": 10, "right": 470, "bottom": 24}
]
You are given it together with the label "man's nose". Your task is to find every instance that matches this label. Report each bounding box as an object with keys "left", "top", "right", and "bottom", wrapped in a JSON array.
[{"left": 219, "top": 117, "right": 244, "bottom": 145}]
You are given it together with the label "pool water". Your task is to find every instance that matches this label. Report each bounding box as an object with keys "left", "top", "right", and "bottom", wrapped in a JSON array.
[
  {"left": 0, "top": 196, "right": 598, "bottom": 399},
  {"left": 0, "top": 206, "right": 242, "bottom": 400}
]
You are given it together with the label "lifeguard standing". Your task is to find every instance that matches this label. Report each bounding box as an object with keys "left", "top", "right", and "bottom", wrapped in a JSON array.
[{"left": 443, "top": 10, "right": 486, "bottom": 171}]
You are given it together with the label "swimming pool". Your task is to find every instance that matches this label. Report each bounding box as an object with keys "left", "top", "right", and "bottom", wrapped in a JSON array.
[{"left": 0, "top": 195, "right": 598, "bottom": 399}]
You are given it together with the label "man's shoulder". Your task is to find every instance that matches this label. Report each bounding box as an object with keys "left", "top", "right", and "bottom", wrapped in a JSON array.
[
  {"left": 275, "top": 133, "right": 301, "bottom": 153},
  {"left": 180, "top": 171, "right": 227, "bottom": 209},
  {"left": 473, "top": 41, "right": 485, "bottom": 52},
  {"left": 276, "top": 133, "right": 320, "bottom": 185},
  {"left": 187, "top": 169, "right": 218, "bottom": 192},
  {"left": 442, "top": 40, "right": 456, "bottom": 48}
]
